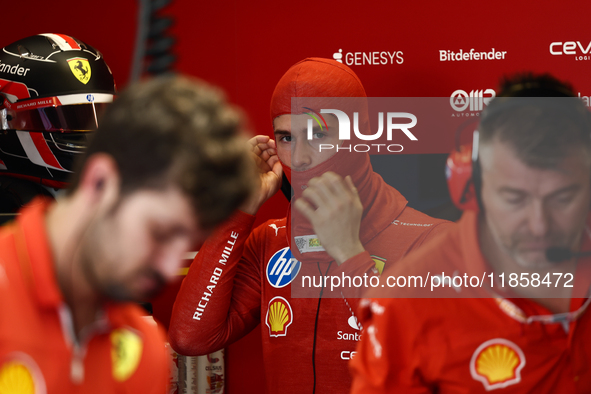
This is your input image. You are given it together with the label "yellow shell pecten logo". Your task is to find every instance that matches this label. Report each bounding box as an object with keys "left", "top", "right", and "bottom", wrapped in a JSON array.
[
  {"left": 0, "top": 361, "right": 35, "bottom": 394},
  {"left": 265, "top": 296, "right": 293, "bottom": 337},
  {"left": 67, "top": 57, "right": 92, "bottom": 84},
  {"left": 111, "top": 328, "right": 143, "bottom": 382},
  {"left": 470, "top": 338, "right": 525, "bottom": 390}
]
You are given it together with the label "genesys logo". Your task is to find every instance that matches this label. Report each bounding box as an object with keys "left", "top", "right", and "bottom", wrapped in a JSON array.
[
  {"left": 266, "top": 247, "right": 301, "bottom": 288},
  {"left": 333, "top": 49, "right": 403, "bottom": 66},
  {"left": 304, "top": 107, "right": 417, "bottom": 153},
  {"left": 440, "top": 48, "right": 507, "bottom": 62},
  {"left": 450, "top": 89, "right": 496, "bottom": 117},
  {"left": 550, "top": 41, "right": 591, "bottom": 61}
]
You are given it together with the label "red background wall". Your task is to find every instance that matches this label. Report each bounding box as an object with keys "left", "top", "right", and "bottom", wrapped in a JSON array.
[{"left": 5, "top": 1, "right": 591, "bottom": 392}]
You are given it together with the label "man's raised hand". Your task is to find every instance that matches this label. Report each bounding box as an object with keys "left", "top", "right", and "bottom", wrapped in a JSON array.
[
  {"left": 241, "top": 135, "right": 283, "bottom": 215},
  {"left": 294, "top": 172, "right": 365, "bottom": 265}
]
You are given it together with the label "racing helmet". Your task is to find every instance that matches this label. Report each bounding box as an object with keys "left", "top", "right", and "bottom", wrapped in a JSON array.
[{"left": 0, "top": 33, "right": 116, "bottom": 189}]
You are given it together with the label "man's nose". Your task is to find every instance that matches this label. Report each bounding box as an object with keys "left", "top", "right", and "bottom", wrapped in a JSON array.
[
  {"left": 527, "top": 200, "right": 550, "bottom": 237},
  {"left": 291, "top": 139, "right": 312, "bottom": 170}
]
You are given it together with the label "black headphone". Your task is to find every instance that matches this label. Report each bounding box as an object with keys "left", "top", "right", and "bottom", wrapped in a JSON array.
[{"left": 447, "top": 80, "right": 591, "bottom": 212}]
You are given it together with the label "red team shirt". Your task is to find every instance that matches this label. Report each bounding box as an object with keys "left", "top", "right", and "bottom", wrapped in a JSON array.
[
  {"left": 351, "top": 210, "right": 591, "bottom": 393},
  {"left": 170, "top": 189, "right": 452, "bottom": 393},
  {"left": 0, "top": 199, "right": 168, "bottom": 393}
]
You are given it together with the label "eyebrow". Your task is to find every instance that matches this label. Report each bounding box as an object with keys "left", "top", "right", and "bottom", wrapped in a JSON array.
[
  {"left": 273, "top": 125, "right": 326, "bottom": 137},
  {"left": 498, "top": 184, "right": 581, "bottom": 198},
  {"left": 273, "top": 129, "right": 290, "bottom": 136},
  {"left": 546, "top": 184, "right": 581, "bottom": 199}
]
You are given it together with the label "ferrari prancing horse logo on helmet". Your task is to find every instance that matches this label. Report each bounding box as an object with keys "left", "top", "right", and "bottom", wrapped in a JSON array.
[{"left": 67, "top": 57, "right": 91, "bottom": 84}]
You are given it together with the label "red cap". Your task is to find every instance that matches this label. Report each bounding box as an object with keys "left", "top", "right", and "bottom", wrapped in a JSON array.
[{"left": 270, "top": 58, "right": 367, "bottom": 121}]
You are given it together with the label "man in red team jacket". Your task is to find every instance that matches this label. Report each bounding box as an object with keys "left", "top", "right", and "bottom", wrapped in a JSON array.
[
  {"left": 169, "top": 58, "right": 453, "bottom": 393},
  {"left": 0, "top": 75, "right": 255, "bottom": 392},
  {"left": 351, "top": 74, "right": 591, "bottom": 393}
]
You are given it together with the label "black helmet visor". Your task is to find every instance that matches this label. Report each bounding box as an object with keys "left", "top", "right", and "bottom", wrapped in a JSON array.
[{"left": 1, "top": 93, "right": 114, "bottom": 132}]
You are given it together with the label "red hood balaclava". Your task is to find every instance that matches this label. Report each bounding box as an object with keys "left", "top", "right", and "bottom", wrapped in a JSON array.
[{"left": 270, "top": 58, "right": 407, "bottom": 264}]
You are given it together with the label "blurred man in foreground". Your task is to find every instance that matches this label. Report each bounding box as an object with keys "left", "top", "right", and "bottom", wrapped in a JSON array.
[
  {"left": 351, "top": 74, "right": 591, "bottom": 393},
  {"left": 0, "top": 75, "right": 255, "bottom": 392}
]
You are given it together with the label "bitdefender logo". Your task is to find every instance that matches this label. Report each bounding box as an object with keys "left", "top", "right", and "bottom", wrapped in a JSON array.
[
  {"left": 439, "top": 48, "right": 507, "bottom": 62},
  {"left": 333, "top": 48, "right": 403, "bottom": 66},
  {"left": 450, "top": 89, "right": 495, "bottom": 117},
  {"left": 304, "top": 107, "right": 417, "bottom": 153},
  {"left": 550, "top": 41, "right": 591, "bottom": 61}
]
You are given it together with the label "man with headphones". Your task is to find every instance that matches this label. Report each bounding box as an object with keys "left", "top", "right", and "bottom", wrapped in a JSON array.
[{"left": 350, "top": 74, "right": 591, "bottom": 393}]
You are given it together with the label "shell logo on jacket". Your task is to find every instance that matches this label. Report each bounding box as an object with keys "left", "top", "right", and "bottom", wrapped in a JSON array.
[
  {"left": 0, "top": 353, "right": 45, "bottom": 394},
  {"left": 0, "top": 361, "right": 36, "bottom": 393},
  {"left": 470, "top": 338, "right": 526, "bottom": 391},
  {"left": 266, "top": 296, "right": 293, "bottom": 337}
]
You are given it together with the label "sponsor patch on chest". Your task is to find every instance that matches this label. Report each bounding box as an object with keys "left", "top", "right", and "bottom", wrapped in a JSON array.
[{"left": 266, "top": 247, "right": 301, "bottom": 288}]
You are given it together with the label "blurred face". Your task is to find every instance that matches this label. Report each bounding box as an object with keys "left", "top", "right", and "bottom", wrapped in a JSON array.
[
  {"left": 480, "top": 139, "right": 591, "bottom": 268},
  {"left": 81, "top": 187, "right": 203, "bottom": 302},
  {"left": 273, "top": 114, "right": 340, "bottom": 171}
]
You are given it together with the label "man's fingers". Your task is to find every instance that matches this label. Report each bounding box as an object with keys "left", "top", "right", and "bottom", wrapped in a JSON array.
[
  {"left": 249, "top": 136, "right": 277, "bottom": 159},
  {"left": 269, "top": 156, "right": 283, "bottom": 178},
  {"left": 252, "top": 142, "right": 275, "bottom": 156},
  {"left": 308, "top": 172, "right": 348, "bottom": 201},
  {"left": 248, "top": 135, "right": 271, "bottom": 148},
  {"left": 250, "top": 139, "right": 279, "bottom": 173},
  {"left": 294, "top": 198, "right": 316, "bottom": 222},
  {"left": 261, "top": 148, "right": 277, "bottom": 162},
  {"left": 344, "top": 175, "right": 359, "bottom": 196}
]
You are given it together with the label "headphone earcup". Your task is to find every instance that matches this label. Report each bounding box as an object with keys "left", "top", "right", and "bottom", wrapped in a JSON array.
[
  {"left": 472, "top": 155, "right": 484, "bottom": 212},
  {"left": 446, "top": 144, "right": 480, "bottom": 212}
]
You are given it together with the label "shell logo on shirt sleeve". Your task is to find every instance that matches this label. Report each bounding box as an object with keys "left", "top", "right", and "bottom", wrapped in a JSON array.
[
  {"left": 0, "top": 353, "right": 46, "bottom": 394},
  {"left": 265, "top": 296, "right": 293, "bottom": 337},
  {"left": 266, "top": 247, "right": 301, "bottom": 288},
  {"left": 111, "top": 328, "right": 143, "bottom": 382},
  {"left": 470, "top": 338, "right": 525, "bottom": 391},
  {"left": 66, "top": 57, "right": 91, "bottom": 84},
  {"left": 0, "top": 361, "right": 35, "bottom": 393}
]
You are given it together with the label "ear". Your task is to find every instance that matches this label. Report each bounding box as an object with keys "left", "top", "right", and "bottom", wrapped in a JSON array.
[{"left": 77, "top": 153, "right": 120, "bottom": 212}]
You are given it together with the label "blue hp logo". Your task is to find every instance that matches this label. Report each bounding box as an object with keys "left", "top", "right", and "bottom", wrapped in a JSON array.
[
  {"left": 266, "top": 247, "right": 301, "bottom": 288},
  {"left": 86, "top": 94, "right": 95, "bottom": 102}
]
